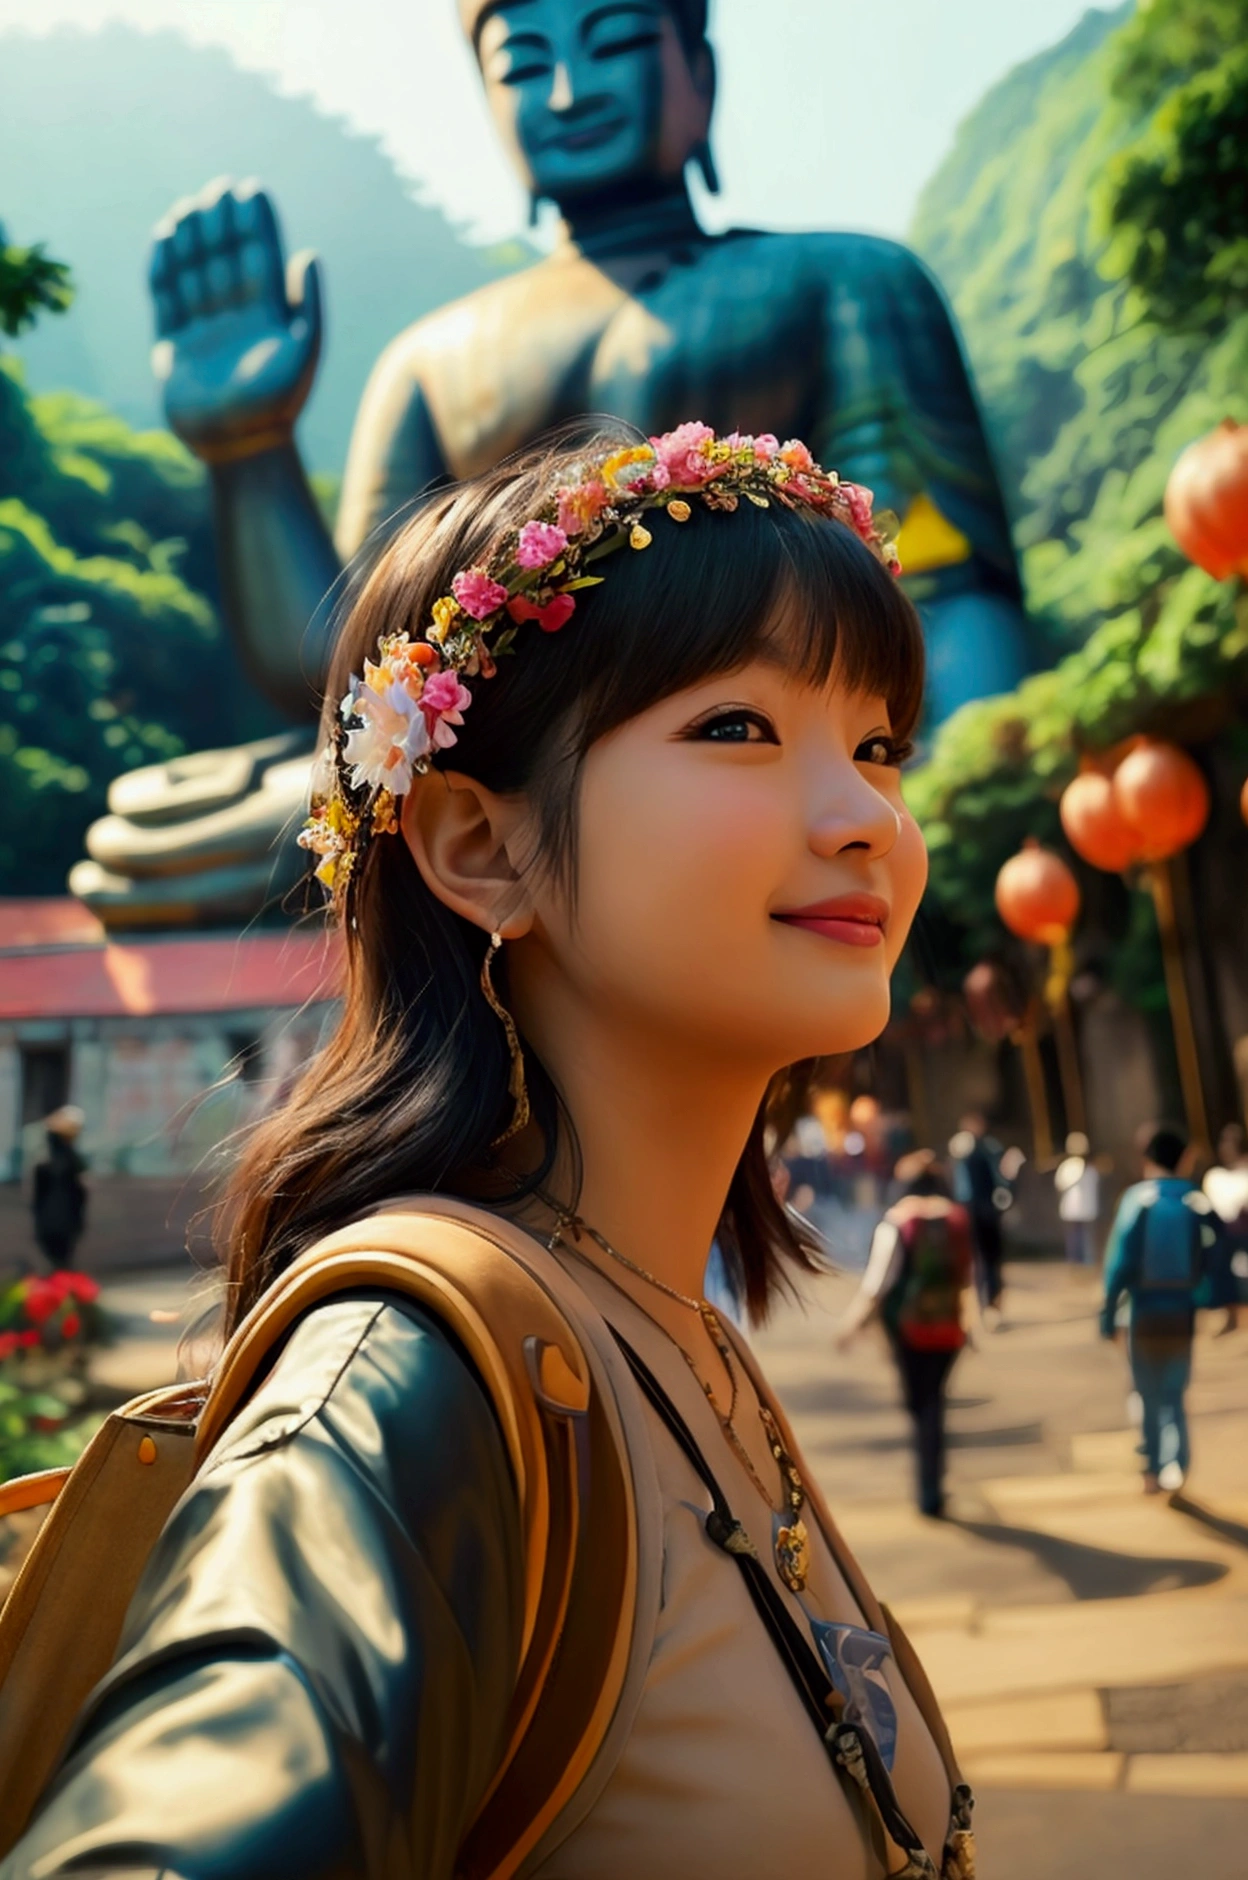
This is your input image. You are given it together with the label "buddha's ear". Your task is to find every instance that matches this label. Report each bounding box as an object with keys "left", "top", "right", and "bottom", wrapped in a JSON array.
[
  {"left": 690, "top": 36, "right": 716, "bottom": 118},
  {"left": 400, "top": 768, "right": 534, "bottom": 939}
]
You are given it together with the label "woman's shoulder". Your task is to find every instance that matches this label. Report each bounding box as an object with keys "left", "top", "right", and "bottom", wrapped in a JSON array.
[{"left": 209, "top": 1287, "right": 503, "bottom": 1474}]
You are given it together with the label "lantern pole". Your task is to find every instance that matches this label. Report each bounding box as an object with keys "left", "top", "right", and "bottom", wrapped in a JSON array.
[
  {"left": 1148, "top": 856, "right": 1211, "bottom": 1159},
  {"left": 1011, "top": 1000, "right": 1054, "bottom": 1164},
  {"left": 1044, "top": 936, "right": 1087, "bottom": 1137},
  {"left": 902, "top": 1036, "right": 931, "bottom": 1150}
]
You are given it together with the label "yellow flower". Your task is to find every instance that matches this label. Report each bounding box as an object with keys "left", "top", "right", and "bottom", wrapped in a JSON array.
[
  {"left": 429, "top": 595, "right": 458, "bottom": 644},
  {"left": 315, "top": 855, "right": 339, "bottom": 890},
  {"left": 629, "top": 522, "right": 652, "bottom": 550},
  {"left": 601, "top": 444, "right": 656, "bottom": 490},
  {"left": 667, "top": 499, "right": 692, "bottom": 522}
]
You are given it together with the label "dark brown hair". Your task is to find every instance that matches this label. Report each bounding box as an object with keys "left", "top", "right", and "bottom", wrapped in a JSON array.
[{"left": 220, "top": 423, "right": 924, "bottom": 1330}]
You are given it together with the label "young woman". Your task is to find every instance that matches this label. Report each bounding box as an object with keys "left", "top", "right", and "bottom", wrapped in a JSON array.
[{"left": 3, "top": 424, "right": 973, "bottom": 1880}]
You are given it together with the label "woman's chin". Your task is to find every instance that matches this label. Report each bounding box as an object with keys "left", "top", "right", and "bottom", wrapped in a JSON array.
[{"left": 790, "top": 985, "right": 891, "bottom": 1059}]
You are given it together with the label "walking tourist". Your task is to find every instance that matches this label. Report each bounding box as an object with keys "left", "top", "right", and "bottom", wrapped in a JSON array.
[
  {"left": 1, "top": 427, "right": 975, "bottom": 1879},
  {"left": 1101, "top": 1125, "right": 1231, "bottom": 1495},
  {"left": 30, "top": 1107, "right": 88, "bottom": 1272},
  {"left": 838, "top": 1150, "right": 976, "bottom": 1519},
  {"left": 949, "top": 1110, "right": 1019, "bottom": 1320},
  {"left": 1054, "top": 1130, "right": 1101, "bottom": 1266},
  {"left": 1203, "top": 1123, "right": 1248, "bottom": 1332}
]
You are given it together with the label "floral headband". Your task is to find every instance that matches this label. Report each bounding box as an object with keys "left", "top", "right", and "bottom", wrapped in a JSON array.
[{"left": 300, "top": 421, "right": 901, "bottom": 898}]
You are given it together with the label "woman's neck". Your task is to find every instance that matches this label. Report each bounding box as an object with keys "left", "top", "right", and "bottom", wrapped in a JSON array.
[{"left": 512, "top": 998, "right": 768, "bottom": 1307}]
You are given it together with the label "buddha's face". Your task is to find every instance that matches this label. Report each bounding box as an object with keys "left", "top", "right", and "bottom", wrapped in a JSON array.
[{"left": 473, "top": 0, "right": 710, "bottom": 205}]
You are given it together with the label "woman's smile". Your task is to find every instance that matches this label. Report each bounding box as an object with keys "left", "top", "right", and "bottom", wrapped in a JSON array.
[{"left": 772, "top": 892, "right": 890, "bottom": 949}]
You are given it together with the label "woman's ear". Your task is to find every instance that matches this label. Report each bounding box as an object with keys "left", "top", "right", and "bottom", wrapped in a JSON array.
[{"left": 401, "top": 769, "right": 533, "bottom": 938}]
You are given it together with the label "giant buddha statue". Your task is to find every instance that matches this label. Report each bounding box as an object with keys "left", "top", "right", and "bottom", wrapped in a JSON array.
[{"left": 71, "top": 0, "right": 1032, "bottom": 930}]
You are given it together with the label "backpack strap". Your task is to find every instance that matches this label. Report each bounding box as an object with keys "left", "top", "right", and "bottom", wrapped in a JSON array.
[
  {"left": 0, "top": 1204, "right": 641, "bottom": 1880},
  {"left": 196, "top": 1200, "right": 640, "bottom": 1880},
  {"left": 721, "top": 1317, "right": 973, "bottom": 1818},
  {"left": 0, "top": 1381, "right": 206, "bottom": 1856}
]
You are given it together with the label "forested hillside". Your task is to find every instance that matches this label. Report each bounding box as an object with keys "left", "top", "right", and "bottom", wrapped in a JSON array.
[
  {"left": 907, "top": 1, "right": 1248, "bottom": 967},
  {"left": 0, "top": 350, "right": 271, "bottom": 894},
  {"left": 0, "top": 25, "right": 527, "bottom": 473}
]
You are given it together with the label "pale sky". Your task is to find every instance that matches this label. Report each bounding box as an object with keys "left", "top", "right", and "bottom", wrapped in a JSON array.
[{"left": 0, "top": 0, "right": 1110, "bottom": 243}]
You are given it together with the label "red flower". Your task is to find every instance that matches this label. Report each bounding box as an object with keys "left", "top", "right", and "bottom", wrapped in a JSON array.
[
  {"left": 506, "top": 592, "right": 577, "bottom": 633},
  {"left": 0, "top": 1331, "right": 19, "bottom": 1361},
  {"left": 22, "top": 1279, "right": 60, "bottom": 1324},
  {"left": 60, "top": 1311, "right": 82, "bottom": 1340},
  {"left": 64, "top": 1273, "right": 99, "bottom": 1304},
  {"left": 18, "top": 1330, "right": 40, "bottom": 1349}
]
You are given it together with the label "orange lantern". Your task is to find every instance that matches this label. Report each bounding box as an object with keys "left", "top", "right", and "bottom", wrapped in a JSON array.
[
  {"left": 994, "top": 838, "right": 1081, "bottom": 944},
  {"left": 1164, "top": 419, "right": 1248, "bottom": 580},
  {"left": 1112, "top": 740, "right": 1210, "bottom": 862},
  {"left": 1059, "top": 769, "right": 1142, "bottom": 873}
]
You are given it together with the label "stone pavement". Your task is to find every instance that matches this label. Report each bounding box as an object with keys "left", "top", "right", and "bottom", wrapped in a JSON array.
[
  {"left": 756, "top": 1260, "right": 1248, "bottom": 1876},
  {"left": 89, "top": 1257, "right": 1248, "bottom": 1877}
]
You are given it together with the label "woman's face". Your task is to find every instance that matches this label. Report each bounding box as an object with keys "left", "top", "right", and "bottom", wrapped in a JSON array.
[{"left": 515, "top": 648, "right": 928, "bottom": 1074}]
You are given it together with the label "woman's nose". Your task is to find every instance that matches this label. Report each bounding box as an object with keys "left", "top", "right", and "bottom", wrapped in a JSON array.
[{"left": 807, "top": 772, "right": 902, "bottom": 860}]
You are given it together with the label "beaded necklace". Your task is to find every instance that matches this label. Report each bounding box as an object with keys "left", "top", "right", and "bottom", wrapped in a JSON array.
[{"left": 540, "top": 1197, "right": 811, "bottom": 1594}]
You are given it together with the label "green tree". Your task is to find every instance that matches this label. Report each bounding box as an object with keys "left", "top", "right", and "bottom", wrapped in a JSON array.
[
  {"left": 0, "top": 237, "right": 273, "bottom": 896},
  {"left": 1101, "top": 1, "right": 1248, "bottom": 333},
  {"left": 0, "top": 225, "right": 72, "bottom": 338},
  {"left": 907, "top": 5, "right": 1248, "bottom": 998}
]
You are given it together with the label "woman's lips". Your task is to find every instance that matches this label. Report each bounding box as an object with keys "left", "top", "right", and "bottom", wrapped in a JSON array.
[{"left": 772, "top": 894, "right": 889, "bottom": 949}]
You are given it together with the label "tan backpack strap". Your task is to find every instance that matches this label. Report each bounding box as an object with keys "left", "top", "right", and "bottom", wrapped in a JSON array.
[
  {"left": 879, "top": 1601, "right": 966, "bottom": 1794},
  {"left": 0, "top": 1382, "right": 205, "bottom": 1857},
  {"left": 722, "top": 1322, "right": 967, "bottom": 1808},
  {"left": 197, "top": 1200, "right": 638, "bottom": 1880}
]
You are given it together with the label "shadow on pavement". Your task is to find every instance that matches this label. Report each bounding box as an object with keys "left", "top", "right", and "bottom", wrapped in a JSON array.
[
  {"left": 947, "top": 1516, "right": 1228, "bottom": 1601},
  {"left": 1169, "top": 1493, "right": 1248, "bottom": 1552}
]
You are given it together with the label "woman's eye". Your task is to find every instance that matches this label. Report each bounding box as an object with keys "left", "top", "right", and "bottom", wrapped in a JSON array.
[
  {"left": 855, "top": 733, "right": 911, "bottom": 767},
  {"left": 687, "top": 708, "right": 779, "bottom": 745}
]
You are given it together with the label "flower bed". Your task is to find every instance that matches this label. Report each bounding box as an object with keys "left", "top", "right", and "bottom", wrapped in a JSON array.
[{"left": 0, "top": 1272, "right": 109, "bottom": 1482}]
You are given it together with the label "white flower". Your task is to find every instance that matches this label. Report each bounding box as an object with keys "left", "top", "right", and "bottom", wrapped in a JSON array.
[{"left": 343, "top": 680, "right": 430, "bottom": 795}]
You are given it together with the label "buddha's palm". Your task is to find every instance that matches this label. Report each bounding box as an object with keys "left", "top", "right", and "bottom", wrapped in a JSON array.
[{"left": 150, "top": 179, "right": 322, "bottom": 456}]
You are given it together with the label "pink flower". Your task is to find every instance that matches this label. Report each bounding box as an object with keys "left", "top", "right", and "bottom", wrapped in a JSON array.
[
  {"left": 556, "top": 479, "right": 609, "bottom": 537},
  {"left": 779, "top": 438, "right": 815, "bottom": 472},
  {"left": 651, "top": 420, "right": 717, "bottom": 485},
  {"left": 419, "top": 668, "right": 473, "bottom": 750},
  {"left": 451, "top": 567, "right": 509, "bottom": 620},
  {"left": 507, "top": 592, "right": 577, "bottom": 633},
  {"left": 515, "top": 519, "right": 569, "bottom": 570},
  {"left": 753, "top": 434, "right": 779, "bottom": 460},
  {"left": 840, "top": 481, "right": 876, "bottom": 540}
]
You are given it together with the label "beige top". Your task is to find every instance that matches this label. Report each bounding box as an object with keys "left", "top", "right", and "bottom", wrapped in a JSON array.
[{"left": 528, "top": 1257, "right": 953, "bottom": 1880}]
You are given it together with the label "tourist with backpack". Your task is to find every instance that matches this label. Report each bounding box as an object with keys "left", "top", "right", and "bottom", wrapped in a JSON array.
[
  {"left": 0, "top": 431, "right": 975, "bottom": 1879},
  {"left": 1101, "top": 1125, "right": 1231, "bottom": 1495},
  {"left": 839, "top": 1151, "right": 976, "bottom": 1518}
]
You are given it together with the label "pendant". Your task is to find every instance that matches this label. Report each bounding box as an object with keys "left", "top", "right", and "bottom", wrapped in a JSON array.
[{"left": 774, "top": 1511, "right": 811, "bottom": 1592}]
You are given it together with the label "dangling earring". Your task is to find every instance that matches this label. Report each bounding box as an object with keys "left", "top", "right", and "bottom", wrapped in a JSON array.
[
  {"left": 692, "top": 138, "right": 720, "bottom": 195},
  {"left": 481, "top": 931, "right": 531, "bottom": 1148}
]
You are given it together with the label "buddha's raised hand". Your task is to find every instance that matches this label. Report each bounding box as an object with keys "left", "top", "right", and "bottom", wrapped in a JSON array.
[{"left": 150, "top": 178, "right": 322, "bottom": 460}]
